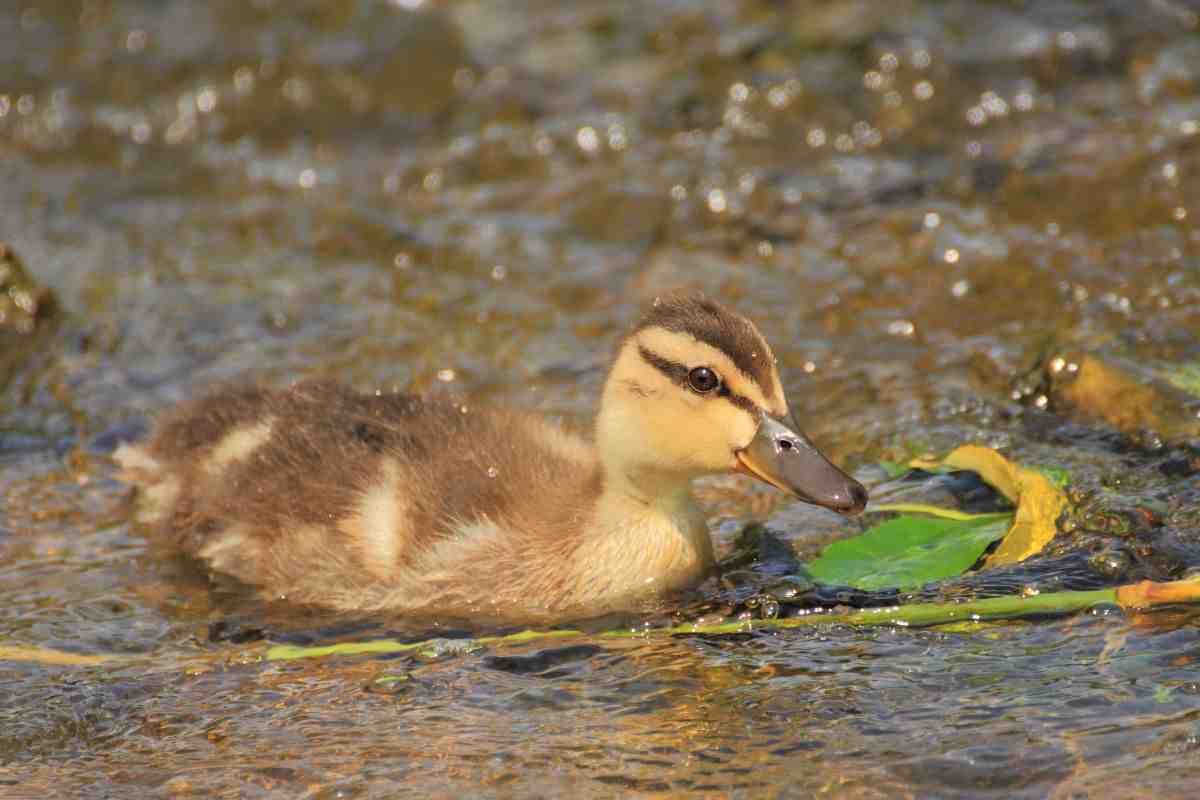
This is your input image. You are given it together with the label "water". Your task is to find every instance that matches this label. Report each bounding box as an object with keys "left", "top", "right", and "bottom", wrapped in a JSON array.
[{"left": 3, "top": 0, "right": 1200, "bottom": 795}]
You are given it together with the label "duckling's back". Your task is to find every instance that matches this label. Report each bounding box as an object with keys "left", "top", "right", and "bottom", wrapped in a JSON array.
[{"left": 115, "top": 379, "right": 603, "bottom": 615}]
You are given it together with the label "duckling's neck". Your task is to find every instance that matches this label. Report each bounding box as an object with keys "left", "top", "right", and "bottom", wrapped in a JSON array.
[
  {"left": 571, "top": 464, "right": 714, "bottom": 606},
  {"left": 601, "top": 464, "right": 692, "bottom": 508}
]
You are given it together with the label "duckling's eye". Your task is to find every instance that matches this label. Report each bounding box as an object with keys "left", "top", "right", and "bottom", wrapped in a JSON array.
[{"left": 687, "top": 366, "right": 720, "bottom": 393}]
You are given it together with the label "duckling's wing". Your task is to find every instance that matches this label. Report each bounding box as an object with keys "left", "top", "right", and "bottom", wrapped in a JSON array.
[{"left": 115, "top": 379, "right": 598, "bottom": 610}]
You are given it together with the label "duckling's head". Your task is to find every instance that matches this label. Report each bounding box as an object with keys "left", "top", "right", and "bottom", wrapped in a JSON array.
[{"left": 597, "top": 291, "right": 867, "bottom": 514}]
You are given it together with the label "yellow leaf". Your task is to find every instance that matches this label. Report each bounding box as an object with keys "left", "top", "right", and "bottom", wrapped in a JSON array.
[{"left": 910, "top": 445, "right": 1067, "bottom": 567}]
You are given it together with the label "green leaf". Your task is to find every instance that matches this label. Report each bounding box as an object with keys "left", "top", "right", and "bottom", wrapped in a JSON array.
[
  {"left": 875, "top": 460, "right": 910, "bottom": 478},
  {"left": 805, "top": 513, "right": 1012, "bottom": 591}
]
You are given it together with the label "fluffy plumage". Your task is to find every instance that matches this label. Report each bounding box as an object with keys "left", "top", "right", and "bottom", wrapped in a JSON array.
[{"left": 116, "top": 291, "right": 864, "bottom": 622}]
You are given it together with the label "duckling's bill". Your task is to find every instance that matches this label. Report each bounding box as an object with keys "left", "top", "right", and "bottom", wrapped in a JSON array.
[{"left": 734, "top": 414, "right": 868, "bottom": 515}]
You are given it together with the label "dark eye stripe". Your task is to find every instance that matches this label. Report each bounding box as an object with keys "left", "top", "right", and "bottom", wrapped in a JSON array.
[
  {"left": 637, "top": 345, "right": 759, "bottom": 415},
  {"left": 718, "top": 383, "right": 759, "bottom": 415},
  {"left": 637, "top": 345, "right": 689, "bottom": 383}
]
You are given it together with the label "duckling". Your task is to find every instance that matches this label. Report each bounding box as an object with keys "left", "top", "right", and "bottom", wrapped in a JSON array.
[{"left": 115, "top": 291, "right": 867, "bottom": 622}]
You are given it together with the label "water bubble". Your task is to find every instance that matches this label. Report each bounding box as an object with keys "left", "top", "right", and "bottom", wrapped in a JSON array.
[
  {"left": 1089, "top": 548, "right": 1131, "bottom": 579},
  {"left": 490, "top": 264, "right": 507, "bottom": 281},
  {"left": 196, "top": 87, "right": 218, "bottom": 113},
  {"left": 126, "top": 29, "right": 148, "bottom": 52},
  {"left": 923, "top": 211, "right": 941, "bottom": 229},
  {"left": 437, "top": 368, "right": 456, "bottom": 382},
  {"left": 233, "top": 66, "right": 255, "bottom": 94},
  {"left": 852, "top": 120, "right": 876, "bottom": 143},
  {"left": 452, "top": 67, "right": 475, "bottom": 93},
  {"left": 575, "top": 126, "right": 599, "bottom": 153},
  {"left": 943, "top": 248, "right": 960, "bottom": 264},
  {"left": 607, "top": 123, "right": 628, "bottom": 151},
  {"left": 759, "top": 598, "right": 780, "bottom": 619},
  {"left": 486, "top": 466, "right": 498, "bottom": 478},
  {"left": 282, "top": 77, "right": 312, "bottom": 107},
  {"left": 913, "top": 80, "right": 934, "bottom": 101},
  {"left": 706, "top": 189, "right": 727, "bottom": 214},
  {"left": 981, "top": 91, "right": 1008, "bottom": 117},
  {"left": 298, "top": 168, "right": 317, "bottom": 189}
]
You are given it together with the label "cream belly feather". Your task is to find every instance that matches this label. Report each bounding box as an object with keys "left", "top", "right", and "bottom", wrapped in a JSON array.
[{"left": 116, "top": 292, "right": 866, "bottom": 622}]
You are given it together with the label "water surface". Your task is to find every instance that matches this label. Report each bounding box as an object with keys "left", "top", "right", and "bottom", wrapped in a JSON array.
[{"left": 3, "top": 0, "right": 1200, "bottom": 795}]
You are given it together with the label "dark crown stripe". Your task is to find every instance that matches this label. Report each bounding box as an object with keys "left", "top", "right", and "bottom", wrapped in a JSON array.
[
  {"left": 637, "top": 344, "right": 759, "bottom": 416},
  {"left": 634, "top": 295, "right": 775, "bottom": 393}
]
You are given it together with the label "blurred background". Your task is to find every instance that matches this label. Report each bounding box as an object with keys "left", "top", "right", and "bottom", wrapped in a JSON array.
[{"left": 3, "top": 1, "right": 1200, "bottom": 796}]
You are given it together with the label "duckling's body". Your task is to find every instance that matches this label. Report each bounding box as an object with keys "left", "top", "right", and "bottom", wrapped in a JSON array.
[{"left": 116, "top": 293, "right": 865, "bottom": 621}]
